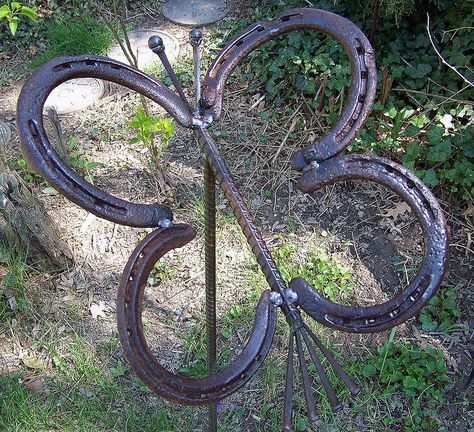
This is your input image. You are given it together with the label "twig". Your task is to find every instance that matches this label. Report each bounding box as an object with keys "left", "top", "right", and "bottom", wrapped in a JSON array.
[
  {"left": 249, "top": 94, "right": 265, "bottom": 110},
  {"left": 426, "top": 13, "right": 474, "bottom": 88},
  {"left": 271, "top": 108, "right": 300, "bottom": 164},
  {"left": 391, "top": 87, "right": 473, "bottom": 105}
]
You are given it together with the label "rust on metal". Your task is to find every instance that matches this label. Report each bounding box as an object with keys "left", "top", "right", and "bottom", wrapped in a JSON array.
[
  {"left": 291, "top": 154, "right": 449, "bottom": 333},
  {"left": 16, "top": 7, "right": 449, "bottom": 431},
  {"left": 117, "top": 224, "right": 276, "bottom": 405}
]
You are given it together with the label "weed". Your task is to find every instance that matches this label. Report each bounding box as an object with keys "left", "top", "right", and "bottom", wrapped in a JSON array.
[
  {"left": 274, "top": 243, "right": 353, "bottom": 302},
  {"left": 29, "top": 15, "right": 114, "bottom": 69},
  {"left": 0, "top": 240, "right": 29, "bottom": 310},
  {"left": 0, "top": 1, "right": 37, "bottom": 35},
  {"left": 147, "top": 260, "right": 179, "bottom": 286},
  {"left": 15, "top": 158, "right": 46, "bottom": 185},
  {"left": 418, "top": 286, "right": 462, "bottom": 333},
  {"left": 128, "top": 105, "right": 176, "bottom": 167},
  {"left": 180, "top": 323, "right": 231, "bottom": 378},
  {"left": 362, "top": 335, "right": 452, "bottom": 431},
  {"left": 67, "top": 136, "right": 103, "bottom": 182}
]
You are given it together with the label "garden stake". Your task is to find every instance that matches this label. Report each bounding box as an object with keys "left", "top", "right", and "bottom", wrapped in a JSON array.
[{"left": 17, "top": 8, "right": 449, "bottom": 431}]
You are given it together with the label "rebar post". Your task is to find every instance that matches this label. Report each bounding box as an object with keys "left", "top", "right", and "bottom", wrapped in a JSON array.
[{"left": 204, "top": 158, "right": 217, "bottom": 432}]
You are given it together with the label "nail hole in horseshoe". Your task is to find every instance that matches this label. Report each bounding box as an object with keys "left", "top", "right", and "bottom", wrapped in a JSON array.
[{"left": 53, "top": 63, "right": 72, "bottom": 71}]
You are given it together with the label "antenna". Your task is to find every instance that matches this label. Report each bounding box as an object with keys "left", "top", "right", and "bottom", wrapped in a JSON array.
[
  {"left": 189, "top": 28, "right": 203, "bottom": 115},
  {"left": 148, "top": 35, "right": 191, "bottom": 109}
]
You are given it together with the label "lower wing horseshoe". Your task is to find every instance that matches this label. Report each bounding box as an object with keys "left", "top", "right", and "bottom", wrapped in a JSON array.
[{"left": 117, "top": 224, "right": 277, "bottom": 405}]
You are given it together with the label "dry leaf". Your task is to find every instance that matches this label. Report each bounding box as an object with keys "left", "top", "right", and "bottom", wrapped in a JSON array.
[
  {"left": 78, "top": 387, "right": 94, "bottom": 398},
  {"left": 381, "top": 202, "right": 411, "bottom": 219},
  {"left": 24, "top": 375, "right": 49, "bottom": 394},
  {"left": 89, "top": 301, "right": 107, "bottom": 319},
  {"left": 462, "top": 203, "right": 474, "bottom": 220},
  {"left": 22, "top": 355, "right": 46, "bottom": 370}
]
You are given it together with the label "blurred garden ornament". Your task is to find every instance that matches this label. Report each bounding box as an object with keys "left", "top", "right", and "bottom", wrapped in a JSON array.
[{"left": 162, "top": 0, "right": 228, "bottom": 26}]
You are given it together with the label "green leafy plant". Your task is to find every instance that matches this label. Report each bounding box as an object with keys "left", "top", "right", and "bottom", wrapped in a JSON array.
[
  {"left": 401, "top": 106, "right": 474, "bottom": 199},
  {"left": 67, "top": 136, "right": 103, "bottom": 182},
  {"left": 418, "top": 286, "right": 461, "bottom": 332},
  {"left": 225, "top": 0, "right": 473, "bottom": 203},
  {"left": 128, "top": 106, "right": 176, "bottom": 167},
  {"left": 0, "top": 1, "right": 36, "bottom": 35},
  {"left": 274, "top": 243, "right": 353, "bottom": 302},
  {"left": 180, "top": 325, "right": 230, "bottom": 379},
  {"left": 147, "top": 261, "right": 178, "bottom": 286},
  {"left": 362, "top": 335, "right": 452, "bottom": 431}
]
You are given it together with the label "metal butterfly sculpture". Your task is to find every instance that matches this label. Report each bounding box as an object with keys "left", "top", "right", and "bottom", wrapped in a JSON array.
[{"left": 17, "top": 8, "right": 448, "bottom": 431}]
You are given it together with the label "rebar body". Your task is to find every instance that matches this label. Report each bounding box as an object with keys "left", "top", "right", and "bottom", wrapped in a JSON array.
[{"left": 204, "top": 158, "right": 217, "bottom": 431}]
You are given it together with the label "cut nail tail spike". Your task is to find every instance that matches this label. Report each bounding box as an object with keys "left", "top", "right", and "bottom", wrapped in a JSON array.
[
  {"left": 300, "top": 328, "right": 342, "bottom": 413},
  {"left": 303, "top": 324, "right": 360, "bottom": 396},
  {"left": 283, "top": 332, "right": 295, "bottom": 431},
  {"left": 295, "top": 331, "right": 320, "bottom": 429}
]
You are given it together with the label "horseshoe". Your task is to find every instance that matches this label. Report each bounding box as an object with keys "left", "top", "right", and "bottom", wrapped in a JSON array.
[
  {"left": 116, "top": 224, "right": 276, "bottom": 405},
  {"left": 201, "top": 8, "right": 377, "bottom": 164},
  {"left": 16, "top": 55, "right": 194, "bottom": 227},
  {"left": 289, "top": 155, "right": 449, "bottom": 333}
]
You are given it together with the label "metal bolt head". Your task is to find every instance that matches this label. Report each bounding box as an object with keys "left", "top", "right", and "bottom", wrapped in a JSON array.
[
  {"left": 310, "top": 160, "right": 320, "bottom": 172},
  {"left": 284, "top": 288, "right": 298, "bottom": 305},
  {"left": 270, "top": 292, "right": 283, "bottom": 307},
  {"left": 158, "top": 218, "right": 173, "bottom": 228},
  {"left": 189, "top": 28, "right": 203, "bottom": 46},
  {"left": 148, "top": 35, "right": 165, "bottom": 53}
]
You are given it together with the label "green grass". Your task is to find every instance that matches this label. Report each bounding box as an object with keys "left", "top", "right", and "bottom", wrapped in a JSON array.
[
  {"left": 0, "top": 240, "right": 30, "bottom": 316},
  {"left": 0, "top": 332, "right": 195, "bottom": 432},
  {"left": 29, "top": 16, "right": 114, "bottom": 70}
]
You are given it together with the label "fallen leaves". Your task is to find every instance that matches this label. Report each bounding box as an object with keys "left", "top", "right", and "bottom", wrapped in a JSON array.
[
  {"left": 22, "top": 354, "right": 46, "bottom": 370},
  {"left": 23, "top": 374, "right": 50, "bottom": 395},
  {"left": 89, "top": 301, "right": 107, "bottom": 319},
  {"left": 381, "top": 201, "right": 412, "bottom": 219}
]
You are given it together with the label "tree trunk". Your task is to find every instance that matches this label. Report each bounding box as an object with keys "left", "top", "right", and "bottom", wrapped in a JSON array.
[
  {"left": 0, "top": 120, "right": 73, "bottom": 270},
  {"left": 0, "top": 171, "right": 74, "bottom": 270}
]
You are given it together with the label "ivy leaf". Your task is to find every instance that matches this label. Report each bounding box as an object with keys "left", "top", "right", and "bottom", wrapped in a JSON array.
[
  {"left": 427, "top": 139, "right": 452, "bottom": 162},
  {"left": 423, "top": 169, "right": 438, "bottom": 186},
  {"left": 403, "top": 124, "right": 420, "bottom": 138},
  {"left": 421, "top": 318, "right": 438, "bottom": 332},
  {"left": 406, "top": 64, "right": 432, "bottom": 79},
  {"left": 362, "top": 364, "right": 377, "bottom": 377},
  {"left": 403, "top": 375, "right": 418, "bottom": 389},
  {"left": 9, "top": 17, "right": 19, "bottom": 35},
  {"left": 426, "top": 126, "right": 444, "bottom": 144},
  {"left": 442, "top": 298, "right": 457, "bottom": 310}
]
